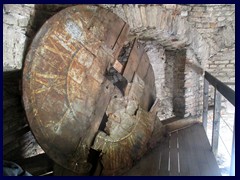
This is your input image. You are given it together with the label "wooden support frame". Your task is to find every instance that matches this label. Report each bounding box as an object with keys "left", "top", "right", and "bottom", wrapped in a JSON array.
[
  {"left": 205, "top": 71, "right": 235, "bottom": 106},
  {"left": 202, "top": 78, "right": 209, "bottom": 133},
  {"left": 204, "top": 71, "right": 235, "bottom": 176},
  {"left": 211, "top": 89, "right": 221, "bottom": 155}
]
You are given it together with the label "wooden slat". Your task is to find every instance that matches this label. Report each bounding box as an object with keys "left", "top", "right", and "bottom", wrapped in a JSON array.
[
  {"left": 16, "top": 153, "right": 53, "bottom": 176},
  {"left": 161, "top": 117, "right": 181, "bottom": 126},
  {"left": 158, "top": 136, "right": 170, "bottom": 176},
  {"left": 112, "top": 23, "right": 130, "bottom": 58},
  {"left": 136, "top": 51, "right": 150, "bottom": 80},
  {"left": 193, "top": 124, "right": 221, "bottom": 176},
  {"left": 89, "top": 8, "right": 125, "bottom": 51},
  {"left": 104, "top": 11, "right": 125, "bottom": 49},
  {"left": 123, "top": 39, "right": 144, "bottom": 82},
  {"left": 4, "top": 126, "right": 30, "bottom": 146},
  {"left": 178, "top": 124, "right": 221, "bottom": 176},
  {"left": 212, "top": 89, "right": 221, "bottom": 155},
  {"left": 202, "top": 78, "right": 209, "bottom": 132},
  {"left": 143, "top": 64, "right": 155, "bottom": 89},
  {"left": 112, "top": 60, "right": 124, "bottom": 74},
  {"left": 179, "top": 126, "right": 200, "bottom": 176},
  {"left": 178, "top": 128, "right": 190, "bottom": 176},
  {"left": 190, "top": 125, "right": 214, "bottom": 176},
  {"left": 83, "top": 80, "right": 114, "bottom": 147},
  {"left": 169, "top": 132, "right": 179, "bottom": 176},
  {"left": 54, "top": 163, "right": 81, "bottom": 176},
  {"left": 205, "top": 71, "right": 235, "bottom": 106},
  {"left": 149, "top": 98, "right": 160, "bottom": 115},
  {"left": 136, "top": 148, "right": 159, "bottom": 176},
  {"left": 4, "top": 143, "right": 22, "bottom": 160},
  {"left": 140, "top": 86, "right": 153, "bottom": 111},
  {"left": 140, "top": 65, "right": 156, "bottom": 111},
  {"left": 123, "top": 146, "right": 160, "bottom": 176}
]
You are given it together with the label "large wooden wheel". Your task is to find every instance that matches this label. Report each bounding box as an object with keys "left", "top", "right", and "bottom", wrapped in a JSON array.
[{"left": 22, "top": 5, "right": 157, "bottom": 175}]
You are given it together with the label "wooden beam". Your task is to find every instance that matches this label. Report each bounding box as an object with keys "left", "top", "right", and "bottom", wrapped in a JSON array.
[
  {"left": 202, "top": 78, "right": 209, "bottom": 133},
  {"left": 112, "top": 23, "right": 130, "bottom": 58},
  {"left": 135, "top": 45, "right": 149, "bottom": 80},
  {"left": 123, "top": 39, "right": 144, "bottom": 82},
  {"left": 112, "top": 60, "right": 123, "bottom": 74},
  {"left": 211, "top": 89, "right": 221, "bottom": 155},
  {"left": 205, "top": 71, "right": 235, "bottom": 106},
  {"left": 15, "top": 153, "right": 53, "bottom": 176}
]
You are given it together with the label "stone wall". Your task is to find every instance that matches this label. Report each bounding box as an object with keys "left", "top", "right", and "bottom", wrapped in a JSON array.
[
  {"left": 147, "top": 4, "right": 235, "bottom": 83},
  {"left": 165, "top": 50, "right": 186, "bottom": 117},
  {"left": 3, "top": 4, "right": 35, "bottom": 71},
  {"left": 3, "top": 4, "right": 75, "bottom": 71},
  {"left": 187, "top": 4, "right": 235, "bottom": 83}
]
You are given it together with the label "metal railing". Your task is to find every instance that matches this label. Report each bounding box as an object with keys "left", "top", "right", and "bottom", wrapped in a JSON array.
[{"left": 202, "top": 71, "right": 235, "bottom": 176}]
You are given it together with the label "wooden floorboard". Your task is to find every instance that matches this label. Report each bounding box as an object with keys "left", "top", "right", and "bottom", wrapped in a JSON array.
[
  {"left": 189, "top": 124, "right": 210, "bottom": 176},
  {"left": 178, "top": 128, "right": 190, "bottom": 176},
  {"left": 123, "top": 145, "right": 160, "bottom": 176},
  {"left": 158, "top": 137, "right": 170, "bottom": 176},
  {"left": 180, "top": 126, "right": 201, "bottom": 176},
  {"left": 169, "top": 132, "right": 179, "bottom": 176},
  {"left": 193, "top": 124, "right": 221, "bottom": 176},
  {"left": 123, "top": 123, "right": 221, "bottom": 176}
]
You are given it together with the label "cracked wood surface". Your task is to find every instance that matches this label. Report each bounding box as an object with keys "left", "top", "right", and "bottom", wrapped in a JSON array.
[{"left": 22, "top": 5, "right": 159, "bottom": 175}]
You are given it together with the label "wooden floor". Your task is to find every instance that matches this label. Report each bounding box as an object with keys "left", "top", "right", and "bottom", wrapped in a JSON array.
[{"left": 123, "top": 123, "right": 221, "bottom": 176}]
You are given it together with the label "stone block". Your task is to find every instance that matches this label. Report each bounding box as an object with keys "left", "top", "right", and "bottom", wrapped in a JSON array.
[
  {"left": 218, "top": 64, "right": 226, "bottom": 68},
  {"left": 3, "top": 24, "right": 27, "bottom": 71},
  {"left": 191, "top": 6, "right": 206, "bottom": 12},
  {"left": 145, "top": 5, "right": 153, "bottom": 27},
  {"left": 147, "top": 5, "right": 158, "bottom": 28},
  {"left": 206, "top": 7, "right": 214, "bottom": 11},
  {"left": 214, "top": 60, "right": 230, "bottom": 64},
  {"left": 209, "top": 64, "right": 217, "bottom": 68},
  {"left": 133, "top": 5, "right": 143, "bottom": 28},
  {"left": 3, "top": 14, "right": 18, "bottom": 26},
  {"left": 226, "top": 64, "right": 235, "bottom": 68},
  {"left": 222, "top": 6, "right": 232, "bottom": 11},
  {"left": 217, "top": 16, "right": 226, "bottom": 21},
  {"left": 180, "top": 11, "right": 188, "bottom": 17},
  {"left": 113, "top": 5, "right": 127, "bottom": 22},
  {"left": 225, "top": 11, "right": 234, "bottom": 16},
  {"left": 139, "top": 6, "right": 147, "bottom": 27},
  {"left": 162, "top": 4, "right": 176, "bottom": 10},
  {"left": 189, "top": 11, "right": 204, "bottom": 17},
  {"left": 123, "top": 5, "right": 134, "bottom": 29}
]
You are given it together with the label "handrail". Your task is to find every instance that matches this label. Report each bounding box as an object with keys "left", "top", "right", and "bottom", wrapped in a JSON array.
[
  {"left": 205, "top": 71, "right": 235, "bottom": 106},
  {"left": 203, "top": 71, "right": 235, "bottom": 176}
]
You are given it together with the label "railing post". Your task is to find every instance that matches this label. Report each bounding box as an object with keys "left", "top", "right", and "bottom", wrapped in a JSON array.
[
  {"left": 230, "top": 115, "right": 235, "bottom": 176},
  {"left": 211, "top": 88, "right": 221, "bottom": 155},
  {"left": 203, "top": 78, "right": 209, "bottom": 132}
]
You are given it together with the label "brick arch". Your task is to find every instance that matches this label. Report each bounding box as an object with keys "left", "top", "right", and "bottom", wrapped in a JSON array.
[
  {"left": 107, "top": 4, "right": 209, "bottom": 67},
  {"left": 107, "top": 4, "right": 209, "bottom": 118}
]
